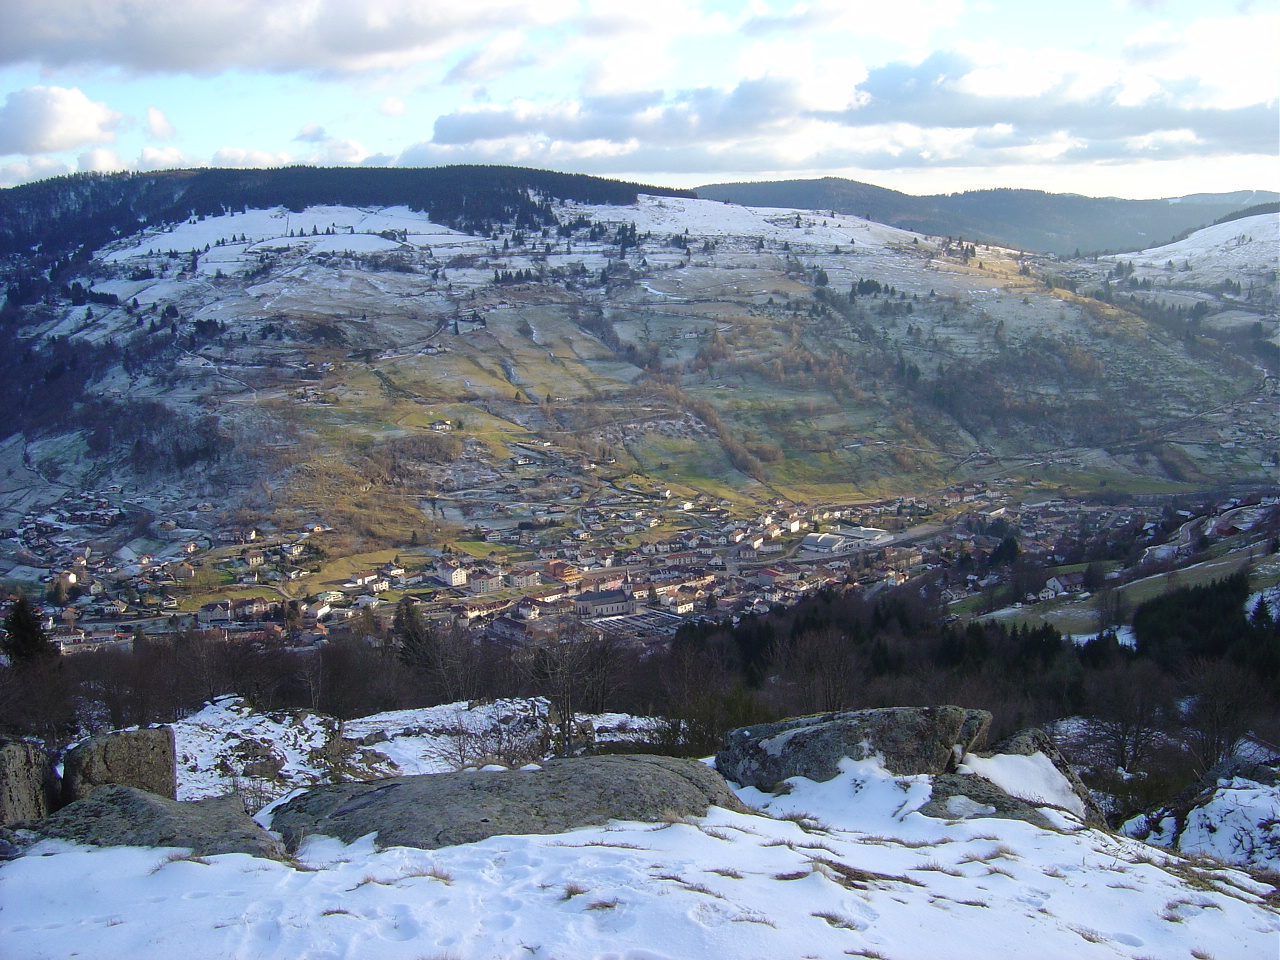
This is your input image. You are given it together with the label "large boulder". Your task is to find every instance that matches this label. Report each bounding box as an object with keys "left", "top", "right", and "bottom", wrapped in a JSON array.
[
  {"left": 34, "top": 784, "right": 286, "bottom": 860},
  {"left": 974, "top": 727, "right": 1105, "bottom": 825},
  {"left": 716, "top": 706, "right": 991, "bottom": 791},
  {"left": 919, "top": 773, "right": 1055, "bottom": 829},
  {"left": 269, "top": 754, "right": 746, "bottom": 852},
  {"left": 62, "top": 727, "right": 176, "bottom": 805},
  {"left": 0, "top": 739, "right": 57, "bottom": 826}
]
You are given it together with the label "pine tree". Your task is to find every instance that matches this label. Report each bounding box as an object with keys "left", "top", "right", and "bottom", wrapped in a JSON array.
[{"left": 2, "top": 595, "right": 58, "bottom": 665}]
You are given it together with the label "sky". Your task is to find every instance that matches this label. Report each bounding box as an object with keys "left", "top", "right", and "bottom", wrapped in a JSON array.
[{"left": 0, "top": 0, "right": 1275, "bottom": 199}]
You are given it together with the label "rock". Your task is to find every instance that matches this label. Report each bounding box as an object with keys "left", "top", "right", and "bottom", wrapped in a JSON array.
[
  {"left": 1122, "top": 758, "right": 1280, "bottom": 872},
  {"left": 978, "top": 728, "right": 1105, "bottom": 825},
  {"left": 61, "top": 727, "right": 176, "bottom": 805},
  {"left": 0, "top": 738, "right": 58, "bottom": 826},
  {"left": 716, "top": 706, "right": 991, "bottom": 791},
  {"left": 34, "top": 784, "right": 286, "bottom": 860},
  {"left": 268, "top": 754, "right": 746, "bottom": 852},
  {"left": 227, "top": 738, "right": 286, "bottom": 780},
  {"left": 919, "top": 774, "right": 1055, "bottom": 828}
]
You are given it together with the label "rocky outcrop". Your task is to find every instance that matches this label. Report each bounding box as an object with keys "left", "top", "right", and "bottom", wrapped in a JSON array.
[
  {"left": 62, "top": 727, "right": 176, "bottom": 804},
  {"left": 0, "top": 739, "right": 57, "bottom": 826},
  {"left": 919, "top": 774, "right": 1056, "bottom": 828},
  {"left": 269, "top": 754, "right": 746, "bottom": 852},
  {"left": 1122, "top": 758, "right": 1280, "bottom": 872},
  {"left": 716, "top": 706, "right": 991, "bottom": 791},
  {"left": 977, "top": 728, "right": 1105, "bottom": 825},
  {"left": 34, "top": 784, "right": 286, "bottom": 860}
]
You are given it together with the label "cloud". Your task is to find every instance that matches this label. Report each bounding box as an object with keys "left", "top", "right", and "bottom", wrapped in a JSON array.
[
  {"left": 0, "top": 155, "right": 70, "bottom": 187},
  {"left": 378, "top": 96, "right": 406, "bottom": 117},
  {"left": 78, "top": 147, "right": 125, "bottom": 172},
  {"left": 0, "top": 86, "right": 122, "bottom": 155},
  {"left": 444, "top": 31, "right": 535, "bottom": 83},
  {"left": 311, "top": 138, "right": 369, "bottom": 164},
  {"left": 291, "top": 125, "right": 371, "bottom": 163},
  {"left": 0, "top": 0, "right": 576, "bottom": 76},
  {"left": 211, "top": 146, "right": 293, "bottom": 168},
  {"left": 146, "top": 106, "right": 175, "bottom": 140},
  {"left": 819, "top": 48, "right": 1278, "bottom": 155},
  {"left": 429, "top": 77, "right": 810, "bottom": 148},
  {"left": 136, "top": 145, "right": 192, "bottom": 171},
  {"left": 741, "top": 0, "right": 963, "bottom": 39},
  {"left": 295, "top": 123, "right": 328, "bottom": 142}
]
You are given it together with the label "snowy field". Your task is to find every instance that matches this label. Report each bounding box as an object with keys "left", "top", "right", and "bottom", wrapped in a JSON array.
[
  {"left": 3, "top": 734, "right": 1276, "bottom": 959},
  {"left": 1106, "top": 213, "right": 1278, "bottom": 290}
]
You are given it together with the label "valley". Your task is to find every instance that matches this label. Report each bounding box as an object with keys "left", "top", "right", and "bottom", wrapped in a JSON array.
[{"left": 0, "top": 171, "right": 1275, "bottom": 653}]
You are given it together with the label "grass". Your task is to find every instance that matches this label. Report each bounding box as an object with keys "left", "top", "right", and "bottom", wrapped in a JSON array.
[{"left": 401, "top": 864, "right": 453, "bottom": 884}]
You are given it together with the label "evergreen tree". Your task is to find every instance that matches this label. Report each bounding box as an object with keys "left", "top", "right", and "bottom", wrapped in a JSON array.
[{"left": 2, "top": 594, "right": 57, "bottom": 665}]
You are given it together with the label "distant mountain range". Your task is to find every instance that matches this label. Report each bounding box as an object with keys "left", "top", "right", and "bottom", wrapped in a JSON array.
[
  {"left": 3, "top": 166, "right": 1272, "bottom": 263},
  {"left": 0, "top": 166, "right": 695, "bottom": 262},
  {"left": 693, "top": 178, "right": 1278, "bottom": 255}
]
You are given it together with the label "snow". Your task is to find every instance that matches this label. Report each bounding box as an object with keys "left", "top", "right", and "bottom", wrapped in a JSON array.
[
  {"left": 172, "top": 697, "right": 658, "bottom": 802},
  {"left": 3, "top": 744, "right": 1277, "bottom": 959},
  {"left": 1106, "top": 213, "right": 1279, "bottom": 288},
  {"left": 1125, "top": 776, "right": 1280, "bottom": 874},
  {"left": 957, "top": 751, "right": 1087, "bottom": 818},
  {"left": 101, "top": 205, "right": 467, "bottom": 264}
]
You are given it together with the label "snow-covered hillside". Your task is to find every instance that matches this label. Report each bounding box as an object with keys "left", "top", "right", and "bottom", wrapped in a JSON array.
[
  {"left": 1107, "top": 212, "right": 1278, "bottom": 292},
  {"left": 4, "top": 751, "right": 1275, "bottom": 960},
  {"left": 172, "top": 696, "right": 656, "bottom": 804},
  {"left": 6, "top": 697, "right": 1279, "bottom": 960}
]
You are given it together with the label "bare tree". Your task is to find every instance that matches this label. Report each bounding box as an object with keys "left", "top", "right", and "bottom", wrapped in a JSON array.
[
  {"left": 1181, "top": 658, "right": 1268, "bottom": 772},
  {"left": 1082, "top": 660, "right": 1175, "bottom": 770}
]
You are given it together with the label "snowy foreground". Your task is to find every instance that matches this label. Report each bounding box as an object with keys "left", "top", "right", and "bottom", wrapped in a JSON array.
[{"left": 4, "top": 757, "right": 1278, "bottom": 959}]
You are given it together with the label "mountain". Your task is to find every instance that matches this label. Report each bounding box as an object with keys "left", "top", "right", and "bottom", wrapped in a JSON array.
[
  {"left": 694, "top": 177, "right": 1279, "bottom": 255},
  {"left": 0, "top": 168, "right": 1274, "bottom": 566}
]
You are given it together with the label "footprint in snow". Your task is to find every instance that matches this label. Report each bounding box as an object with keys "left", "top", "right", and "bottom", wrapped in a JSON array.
[{"left": 375, "top": 903, "right": 420, "bottom": 941}]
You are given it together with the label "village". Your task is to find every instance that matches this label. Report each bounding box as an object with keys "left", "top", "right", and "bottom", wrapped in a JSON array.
[{"left": 4, "top": 468, "right": 1275, "bottom": 661}]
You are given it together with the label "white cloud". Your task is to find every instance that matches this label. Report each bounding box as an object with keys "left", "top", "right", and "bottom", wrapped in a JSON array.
[
  {"left": 311, "top": 138, "right": 370, "bottom": 164},
  {"left": 378, "top": 96, "right": 406, "bottom": 116},
  {"left": 295, "top": 123, "right": 328, "bottom": 142},
  {"left": 136, "top": 145, "right": 192, "bottom": 170},
  {"left": 0, "top": 0, "right": 578, "bottom": 76},
  {"left": 1120, "top": 13, "right": 1280, "bottom": 110},
  {"left": 444, "top": 31, "right": 535, "bottom": 83},
  {"left": 0, "top": 155, "right": 70, "bottom": 187},
  {"left": 742, "top": 0, "right": 964, "bottom": 40},
  {"left": 77, "top": 147, "right": 125, "bottom": 172},
  {"left": 146, "top": 105, "right": 175, "bottom": 140},
  {"left": 0, "top": 86, "right": 122, "bottom": 155},
  {"left": 211, "top": 146, "right": 293, "bottom": 168}
]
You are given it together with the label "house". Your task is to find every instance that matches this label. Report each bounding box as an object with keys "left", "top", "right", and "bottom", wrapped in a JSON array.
[
  {"left": 437, "top": 563, "right": 468, "bottom": 587},
  {"left": 245, "top": 550, "right": 266, "bottom": 568},
  {"left": 171, "top": 562, "right": 196, "bottom": 580},
  {"left": 470, "top": 572, "right": 502, "bottom": 594},
  {"left": 1045, "top": 572, "right": 1086, "bottom": 596},
  {"left": 505, "top": 569, "right": 542, "bottom": 590},
  {"left": 545, "top": 560, "right": 581, "bottom": 586},
  {"left": 197, "top": 600, "right": 232, "bottom": 624},
  {"left": 430, "top": 420, "right": 454, "bottom": 432}
]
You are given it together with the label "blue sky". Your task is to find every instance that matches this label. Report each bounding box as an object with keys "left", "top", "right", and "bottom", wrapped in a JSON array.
[{"left": 0, "top": 0, "right": 1275, "bottom": 198}]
